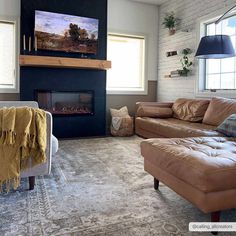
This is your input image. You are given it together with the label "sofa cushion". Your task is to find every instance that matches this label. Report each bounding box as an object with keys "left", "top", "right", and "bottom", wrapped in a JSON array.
[
  {"left": 141, "top": 137, "right": 236, "bottom": 193},
  {"left": 203, "top": 97, "right": 236, "bottom": 126},
  {"left": 135, "top": 117, "right": 222, "bottom": 138},
  {"left": 136, "top": 106, "right": 173, "bottom": 118},
  {"left": 172, "top": 98, "right": 209, "bottom": 122},
  {"left": 216, "top": 114, "right": 236, "bottom": 137}
]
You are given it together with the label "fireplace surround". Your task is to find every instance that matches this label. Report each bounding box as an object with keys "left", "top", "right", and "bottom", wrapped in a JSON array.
[{"left": 20, "top": 0, "right": 108, "bottom": 138}]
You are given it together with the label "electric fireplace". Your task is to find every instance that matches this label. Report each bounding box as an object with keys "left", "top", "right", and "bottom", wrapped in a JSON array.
[{"left": 35, "top": 90, "right": 94, "bottom": 116}]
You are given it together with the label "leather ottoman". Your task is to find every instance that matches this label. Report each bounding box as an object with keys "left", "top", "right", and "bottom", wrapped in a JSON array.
[{"left": 141, "top": 137, "right": 236, "bottom": 222}]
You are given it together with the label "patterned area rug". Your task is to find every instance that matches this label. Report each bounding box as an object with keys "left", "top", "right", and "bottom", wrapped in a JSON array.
[{"left": 0, "top": 136, "right": 235, "bottom": 236}]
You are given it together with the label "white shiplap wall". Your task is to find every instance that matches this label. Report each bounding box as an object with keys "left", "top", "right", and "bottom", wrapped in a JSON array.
[{"left": 157, "top": 0, "right": 236, "bottom": 101}]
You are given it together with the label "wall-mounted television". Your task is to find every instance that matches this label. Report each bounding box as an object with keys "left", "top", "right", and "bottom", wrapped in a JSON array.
[{"left": 35, "top": 10, "right": 99, "bottom": 54}]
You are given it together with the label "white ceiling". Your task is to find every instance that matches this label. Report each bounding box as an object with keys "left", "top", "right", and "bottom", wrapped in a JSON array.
[{"left": 131, "top": 0, "right": 168, "bottom": 5}]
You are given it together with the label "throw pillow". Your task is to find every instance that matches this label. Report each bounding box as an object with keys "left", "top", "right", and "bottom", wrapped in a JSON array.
[
  {"left": 136, "top": 106, "right": 173, "bottom": 118},
  {"left": 110, "top": 106, "right": 130, "bottom": 118},
  {"left": 203, "top": 97, "right": 236, "bottom": 126},
  {"left": 216, "top": 114, "right": 236, "bottom": 137},
  {"left": 172, "top": 98, "right": 210, "bottom": 122}
]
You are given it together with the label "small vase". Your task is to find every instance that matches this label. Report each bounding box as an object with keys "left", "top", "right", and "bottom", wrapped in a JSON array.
[{"left": 169, "top": 28, "right": 176, "bottom": 36}]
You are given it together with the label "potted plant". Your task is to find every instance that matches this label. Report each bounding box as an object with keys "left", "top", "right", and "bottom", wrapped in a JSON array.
[
  {"left": 178, "top": 48, "right": 193, "bottom": 76},
  {"left": 162, "top": 12, "right": 177, "bottom": 35}
]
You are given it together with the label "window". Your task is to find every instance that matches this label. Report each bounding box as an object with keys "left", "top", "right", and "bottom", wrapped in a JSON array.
[
  {"left": 0, "top": 19, "right": 18, "bottom": 92},
  {"left": 107, "top": 33, "right": 146, "bottom": 94},
  {"left": 201, "top": 13, "right": 236, "bottom": 91}
]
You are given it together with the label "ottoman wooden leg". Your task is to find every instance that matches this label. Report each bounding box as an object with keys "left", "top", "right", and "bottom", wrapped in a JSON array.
[
  {"left": 211, "top": 211, "right": 221, "bottom": 235},
  {"left": 154, "top": 177, "right": 159, "bottom": 190},
  {"left": 211, "top": 211, "right": 221, "bottom": 222}
]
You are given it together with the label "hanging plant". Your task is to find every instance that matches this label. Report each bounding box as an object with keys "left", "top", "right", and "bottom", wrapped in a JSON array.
[
  {"left": 177, "top": 48, "right": 193, "bottom": 76},
  {"left": 162, "top": 12, "right": 177, "bottom": 35}
]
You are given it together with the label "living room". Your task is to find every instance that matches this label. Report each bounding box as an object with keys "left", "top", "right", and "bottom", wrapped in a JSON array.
[{"left": 0, "top": 0, "right": 236, "bottom": 235}]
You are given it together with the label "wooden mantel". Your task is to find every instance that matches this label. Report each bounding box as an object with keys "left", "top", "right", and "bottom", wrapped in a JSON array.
[{"left": 19, "top": 55, "right": 111, "bottom": 70}]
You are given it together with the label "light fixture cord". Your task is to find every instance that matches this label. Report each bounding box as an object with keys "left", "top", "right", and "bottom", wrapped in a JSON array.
[{"left": 215, "top": 4, "right": 236, "bottom": 24}]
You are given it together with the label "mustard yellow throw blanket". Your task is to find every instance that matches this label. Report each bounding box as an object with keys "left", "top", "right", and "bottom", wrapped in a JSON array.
[{"left": 0, "top": 107, "right": 47, "bottom": 192}]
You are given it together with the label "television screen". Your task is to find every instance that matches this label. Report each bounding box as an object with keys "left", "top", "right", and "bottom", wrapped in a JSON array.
[{"left": 35, "top": 10, "right": 99, "bottom": 54}]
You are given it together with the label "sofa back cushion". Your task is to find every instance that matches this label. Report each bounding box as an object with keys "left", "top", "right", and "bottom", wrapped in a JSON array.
[
  {"left": 203, "top": 97, "right": 236, "bottom": 126},
  {"left": 172, "top": 98, "right": 210, "bottom": 122},
  {"left": 137, "top": 106, "right": 173, "bottom": 118}
]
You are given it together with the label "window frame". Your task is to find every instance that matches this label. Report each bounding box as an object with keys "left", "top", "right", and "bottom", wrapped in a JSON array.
[
  {"left": 106, "top": 31, "right": 147, "bottom": 95},
  {"left": 196, "top": 5, "right": 236, "bottom": 98},
  {"left": 0, "top": 16, "right": 19, "bottom": 93}
]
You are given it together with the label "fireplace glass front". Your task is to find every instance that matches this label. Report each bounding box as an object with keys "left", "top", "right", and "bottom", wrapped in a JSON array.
[{"left": 36, "top": 90, "right": 94, "bottom": 116}]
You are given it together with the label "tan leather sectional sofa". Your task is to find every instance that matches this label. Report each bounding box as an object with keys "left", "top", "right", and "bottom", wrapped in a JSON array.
[
  {"left": 138, "top": 97, "right": 236, "bottom": 225},
  {"left": 135, "top": 97, "right": 230, "bottom": 139}
]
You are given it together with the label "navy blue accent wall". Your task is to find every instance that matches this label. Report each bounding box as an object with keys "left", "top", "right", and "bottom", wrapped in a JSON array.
[{"left": 20, "top": 0, "right": 107, "bottom": 138}]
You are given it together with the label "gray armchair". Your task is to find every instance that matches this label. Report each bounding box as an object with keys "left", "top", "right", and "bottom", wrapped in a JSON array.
[{"left": 0, "top": 101, "right": 58, "bottom": 190}]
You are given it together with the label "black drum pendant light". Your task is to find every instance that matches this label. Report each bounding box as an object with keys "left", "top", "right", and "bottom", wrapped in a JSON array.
[{"left": 195, "top": 5, "right": 236, "bottom": 59}]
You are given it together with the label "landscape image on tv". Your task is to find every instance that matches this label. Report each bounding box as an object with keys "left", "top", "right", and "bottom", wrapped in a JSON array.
[{"left": 35, "top": 10, "right": 99, "bottom": 54}]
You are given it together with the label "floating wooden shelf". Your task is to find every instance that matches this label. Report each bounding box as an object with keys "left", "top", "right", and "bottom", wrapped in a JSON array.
[
  {"left": 19, "top": 55, "right": 111, "bottom": 70},
  {"left": 164, "top": 74, "right": 191, "bottom": 79}
]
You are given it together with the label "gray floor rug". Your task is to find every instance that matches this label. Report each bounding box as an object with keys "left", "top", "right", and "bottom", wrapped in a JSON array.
[{"left": 0, "top": 136, "right": 235, "bottom": 236}]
